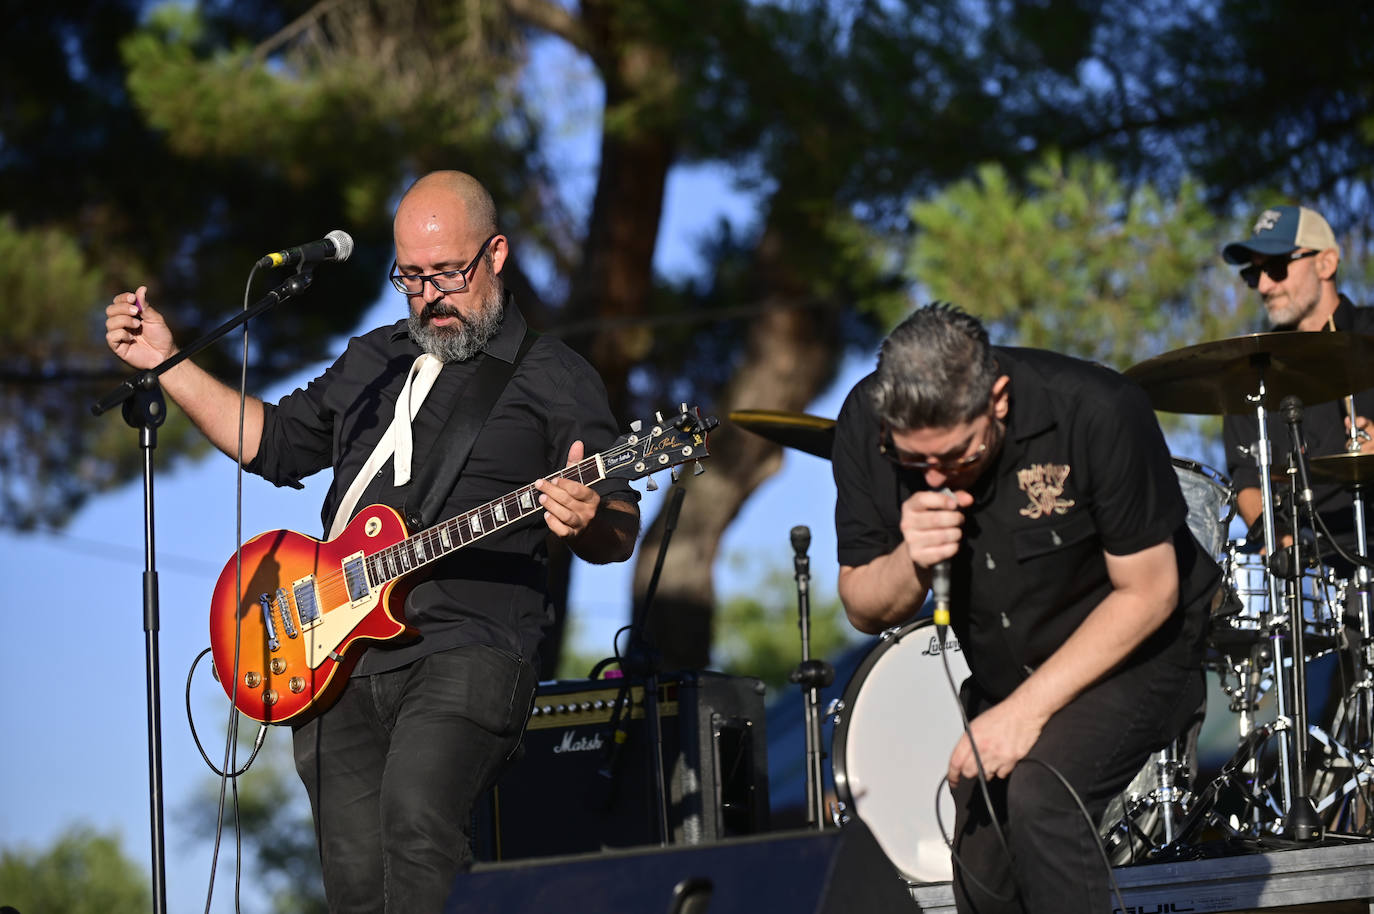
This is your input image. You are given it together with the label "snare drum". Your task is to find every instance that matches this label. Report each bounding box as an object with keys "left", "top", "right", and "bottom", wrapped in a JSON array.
[
  {"left": 831, "top": 617, "right": 968, "bottom": 883},
  {"left": 1172, "top": 457, "right": 1233, "bottom": 558}
]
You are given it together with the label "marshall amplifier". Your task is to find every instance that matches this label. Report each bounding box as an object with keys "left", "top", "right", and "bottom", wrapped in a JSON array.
[{"left": 473, "top": 671, "right": 769, "bottom": 861}]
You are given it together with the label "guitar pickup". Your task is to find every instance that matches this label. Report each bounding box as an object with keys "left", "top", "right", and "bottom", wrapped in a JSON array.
[
  {"left": 342, "top": 552, "right": 370, "bottom": 604},
  {"left": 293, "top": 576, "right": 321, "bottom": 628}
]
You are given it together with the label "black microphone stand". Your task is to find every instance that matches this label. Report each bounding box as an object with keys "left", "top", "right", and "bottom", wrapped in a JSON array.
[
  {"left": 787, "top": 525, "right": 834, "bottom": 829},
  {"left": 601, "top": 483, "right": 688, "bottom": 845},
  {"left": 90, "top": 270, "right": 316, "bottom": 913},
  {"left": 1277, "top": 395, "right": 1323, "bottom": 840}
]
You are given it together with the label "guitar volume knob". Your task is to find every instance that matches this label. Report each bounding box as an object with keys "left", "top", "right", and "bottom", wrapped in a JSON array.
[
  {"left": 288, "top": 676, "right": 306, "bottom": 694},
  {"left": 270, "top": 658, "right": 287, "bottom": 675},
  {"left": 244, "top": 671, "right": 262, "bottom": 688},
  {"left": 262, "top": 689, "right": 279, "bottom": 706}
]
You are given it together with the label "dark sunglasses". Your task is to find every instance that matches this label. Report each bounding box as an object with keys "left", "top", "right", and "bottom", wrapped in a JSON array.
[{"left": 1239, "top": 249, "right": 1318, "bottom": 289}]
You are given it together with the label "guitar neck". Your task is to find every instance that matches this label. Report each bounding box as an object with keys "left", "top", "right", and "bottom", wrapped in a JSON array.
[{"left": 363, "top": 454, "right": 606, "bottom": 586}]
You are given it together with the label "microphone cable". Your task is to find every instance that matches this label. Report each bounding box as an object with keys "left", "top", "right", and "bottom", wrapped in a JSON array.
[{"left": 931, "top": 633, "right": 1129, "bottom": 914}]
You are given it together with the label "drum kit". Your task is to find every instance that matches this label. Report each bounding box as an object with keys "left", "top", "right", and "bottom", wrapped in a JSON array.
[{"left": 732, "top": 328, "right": 1374, "bottom": 882}]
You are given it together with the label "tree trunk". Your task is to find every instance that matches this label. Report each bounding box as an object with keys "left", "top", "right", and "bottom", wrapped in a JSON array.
[{"left": 633, "top": 198, "right": 845, "bottom": 670}]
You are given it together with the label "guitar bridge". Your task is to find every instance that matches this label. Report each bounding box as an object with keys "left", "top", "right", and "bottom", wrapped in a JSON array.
[{"left": 258, "top": 593, "right": 280, "bottom": 652}]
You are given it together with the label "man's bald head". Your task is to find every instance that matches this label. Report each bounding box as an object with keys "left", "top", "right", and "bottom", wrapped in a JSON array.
[{"left": 395, "top": 170, "right": 499, "bottom": 241}]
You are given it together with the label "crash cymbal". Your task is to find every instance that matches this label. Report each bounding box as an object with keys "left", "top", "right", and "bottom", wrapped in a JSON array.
[
  {"left": 1123, "top": 331, "right": 1374, "bottom": 415},
  {"left": 1308, "top": 452, "right": 1374, "bottom": 486},
  {"left": 729, "top": 409, "right": 836, "bottom": 459}
]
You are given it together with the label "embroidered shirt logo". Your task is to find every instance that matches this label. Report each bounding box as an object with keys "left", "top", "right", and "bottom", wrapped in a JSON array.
[{"left": 1017, "top": 463, "right": 1076, "bottom": 518}]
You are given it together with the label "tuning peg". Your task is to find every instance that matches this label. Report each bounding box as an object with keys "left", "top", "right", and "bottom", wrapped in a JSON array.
[
  {"left": 671, "top": 467, "right": 682, "bottom": 484},
  {"left": 630, "top": 419, "right": 642, "bottom": 433},
  {"left": 645, "top": 476, "right": 659, "bottom": 492},
  {"left": 679, "top": 402, "right": 688, "bottom": 415},
  {"left": 655, "top": 410, "right": 664, "bottom": 422},
  {"left": 693, "top": 461, "right": 705, "bottom": 476}
]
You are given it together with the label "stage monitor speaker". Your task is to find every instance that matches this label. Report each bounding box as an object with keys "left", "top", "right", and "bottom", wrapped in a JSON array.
[
  {"left": 447, "top": 821, "right": 920, "bottom": 914},
  {"left": 474, "top": 672, "right": 769, "bottom": 862}
]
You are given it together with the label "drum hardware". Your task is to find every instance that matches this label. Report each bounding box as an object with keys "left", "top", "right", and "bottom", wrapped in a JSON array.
[{"left": 1124, "top": 335, "right": 1374, "bottom": 840}]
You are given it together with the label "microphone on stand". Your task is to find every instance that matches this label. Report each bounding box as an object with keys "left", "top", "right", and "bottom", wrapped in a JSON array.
[
  {"left": 1280, "top": 395, "right": 1314, "bottom": 511},
  {"left": 255, "top": 230, "right": 355, "bottom": 269}
]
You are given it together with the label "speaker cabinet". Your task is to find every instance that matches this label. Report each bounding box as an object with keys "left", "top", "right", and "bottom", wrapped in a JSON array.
[
  {"left": 448, "top": 821, "right": 920, "bottom": 914},
  {"left": 474, "top": 672, "right": 769, "bottom": 861}
]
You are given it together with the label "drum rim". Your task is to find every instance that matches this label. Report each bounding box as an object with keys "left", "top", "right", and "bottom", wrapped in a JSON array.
[
  {"left": 831, "top": 616, "right": 944, "bottom": 810},
  {"left": 1170, "top": 455, "right": 1232, "bottom": 489}
]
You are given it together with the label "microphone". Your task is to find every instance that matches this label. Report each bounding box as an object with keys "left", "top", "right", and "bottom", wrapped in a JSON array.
[
  {"left": 790, "top": 525, "right": 811, "bottom": 558},
  {"left": 931, "top": 488, "right": 955, "bottom": 644},
  {"left": 255, "top": 229, "right": 355, "bottom": 270},
  {"left": 1280, "top": 395, "right": 1314, "bottom": 509}
]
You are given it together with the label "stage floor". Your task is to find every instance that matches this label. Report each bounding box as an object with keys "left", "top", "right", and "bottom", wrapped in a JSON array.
[{"left": 908, "top": 840, "right": 1374, "bottom": 914}]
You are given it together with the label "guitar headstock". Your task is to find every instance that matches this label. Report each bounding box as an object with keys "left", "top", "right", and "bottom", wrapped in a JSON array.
[{"left": 602, "top": 405, "right": 718, "bottom": 486}]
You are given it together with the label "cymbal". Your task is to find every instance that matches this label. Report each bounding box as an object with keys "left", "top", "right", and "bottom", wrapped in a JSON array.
[
  {"left": 1308, "top": 452, "right": 1374, "bottom": 485},
  {"left": 1123, "top": 331, "right": 1374, "bottom": 415},
  {"left": 729, "top": 409, "right": 836, "bottom": 459}
]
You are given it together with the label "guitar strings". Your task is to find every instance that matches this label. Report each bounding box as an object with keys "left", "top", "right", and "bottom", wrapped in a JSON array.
[{"left": 248, "top": 428, "right": 682, "bottom": 626}]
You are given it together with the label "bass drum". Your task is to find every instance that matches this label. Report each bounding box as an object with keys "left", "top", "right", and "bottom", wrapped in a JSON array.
[
  {"left": 832, "top": 616, "right": 1205, "bottom": 879},
  {"left": 831, "top": 617, "right": 968, "bottom": 884}
]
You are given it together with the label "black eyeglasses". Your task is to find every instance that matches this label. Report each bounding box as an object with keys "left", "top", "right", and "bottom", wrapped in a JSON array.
[
  {"left": 879, "top": 428, "right": 988, "bottom": 472},
  {"left": 389, "top": 233, "right": 499, "bottom": 294},
  {"left": 1239, "top": 249, "right": 1318, "bottom": 289}
]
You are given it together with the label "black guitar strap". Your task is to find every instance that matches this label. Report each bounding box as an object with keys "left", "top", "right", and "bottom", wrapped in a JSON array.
[{"left": 401, "top": 328, "right": 537, "bottom": 530}]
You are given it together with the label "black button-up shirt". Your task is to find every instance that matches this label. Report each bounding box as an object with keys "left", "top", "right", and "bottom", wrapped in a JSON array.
[
  {"left": 246, "top": 296, "right": 638, "bottom": 671},
  {"left": 1222, "top": 296, "right": 1374, "bottom": 551},
  {"left": 834, "top": 347, "right": 1219, "bottom": 700}
]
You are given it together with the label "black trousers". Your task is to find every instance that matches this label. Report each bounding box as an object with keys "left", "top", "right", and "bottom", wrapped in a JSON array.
[
  {"left": 292, "top": 643, "right": 536, "bottom": 914},
  {"left": 951, "top": 650, "right": 1205, "bottom": 914}
]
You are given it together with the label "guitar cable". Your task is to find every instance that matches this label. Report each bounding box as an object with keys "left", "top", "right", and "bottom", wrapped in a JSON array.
[
  {"left": 931, "top": 624, "right": 1129, "bottom": 914},
  {"left": 197, "top": 265, "right": 264, "bottom": 914}
]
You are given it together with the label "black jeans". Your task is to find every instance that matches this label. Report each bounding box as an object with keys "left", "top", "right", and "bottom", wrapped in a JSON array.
[
  {"left": 951, "top": 651, "right": 1204, "bottom": 914},
  {"left": 292, "top": 643, "right": 536, "bottom": 914}
]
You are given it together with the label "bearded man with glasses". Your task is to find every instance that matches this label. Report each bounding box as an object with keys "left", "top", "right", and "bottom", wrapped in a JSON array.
[
  {"left": 105, "top": 170, "right": 640, "bottom": 912},
  {"left": 1221, "top": 205, "right": 1374, "bottom": 554},
  {"left": 832, "top": 303, "right": 1221, "bottom": 914}
]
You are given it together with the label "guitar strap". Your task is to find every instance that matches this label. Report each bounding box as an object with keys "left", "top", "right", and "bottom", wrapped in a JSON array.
[{"left": 400, "top": 327, "right": 537, "bottom": 531}]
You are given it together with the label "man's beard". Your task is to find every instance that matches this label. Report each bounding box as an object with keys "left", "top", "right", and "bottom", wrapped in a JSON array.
[{"left": 407, "top": 275, "right": 505, "bottom": 363}]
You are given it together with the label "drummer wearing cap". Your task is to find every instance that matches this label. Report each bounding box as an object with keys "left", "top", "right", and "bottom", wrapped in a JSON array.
[
  {"left": 832, "top": 304, "right": 1221, "bottom": 914},
  {"left": 1221, "top": 205, "right": 1374, "bottom": 553}
]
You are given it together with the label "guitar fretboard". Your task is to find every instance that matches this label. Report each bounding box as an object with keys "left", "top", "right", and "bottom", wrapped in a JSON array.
[{"left": 363, "top": 456, "right": 604, "bottom": 584}]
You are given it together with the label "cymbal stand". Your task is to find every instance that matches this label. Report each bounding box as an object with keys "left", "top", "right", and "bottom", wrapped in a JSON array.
[{"left": 1244, "top": 378, "right": 1322, "bottom": 838}]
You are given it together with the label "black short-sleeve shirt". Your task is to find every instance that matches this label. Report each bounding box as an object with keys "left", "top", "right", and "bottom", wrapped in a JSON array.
[
  {"left": 245, "top": 295, "right": 639, "bottom": 671},
  {"left": 1221, "top": 296, "right": 1374, "bottom": 551},
  {"left": 834, "top": 347, "right": 1219, "bottom": 700}
]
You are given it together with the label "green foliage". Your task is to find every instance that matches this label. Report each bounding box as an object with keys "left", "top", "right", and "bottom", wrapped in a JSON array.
[
  {"left": 710, "top": 556, "right": 861, "bottom": 696},
  {"left": 906, "top": 152, "right": 1251, "bottom": 370},
  {"left": 0, "top": 827, "right": 151, "bottom": 914}
]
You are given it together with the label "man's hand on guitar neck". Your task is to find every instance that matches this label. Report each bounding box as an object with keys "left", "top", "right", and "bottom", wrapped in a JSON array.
[{"left": 536, "top": 441, "right": 640, "bottom": 563}]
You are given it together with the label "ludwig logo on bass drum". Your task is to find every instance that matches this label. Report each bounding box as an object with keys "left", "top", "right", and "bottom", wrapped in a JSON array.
[{"left": 553, "top": 730, "right": 605, "bottom": 754}]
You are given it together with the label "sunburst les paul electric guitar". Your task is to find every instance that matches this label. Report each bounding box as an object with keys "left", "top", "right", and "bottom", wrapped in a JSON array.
[{"left": 208, "top": 407, "right": 716, "bottom": 724}]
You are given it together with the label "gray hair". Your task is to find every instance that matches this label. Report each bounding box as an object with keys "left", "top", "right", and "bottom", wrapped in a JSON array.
[{"left": 871, "top": 303, "right": 1000, "bottom": 430}]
